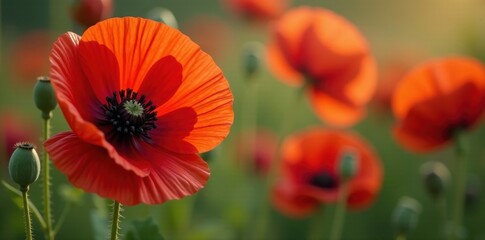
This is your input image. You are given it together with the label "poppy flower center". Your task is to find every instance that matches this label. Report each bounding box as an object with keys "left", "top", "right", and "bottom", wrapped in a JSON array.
[
  {"left": 309, "top": 172, "right": 338, "bottom": 189},
  {"left": 100, "top": 88, "right": 157, "bottom": 144}
]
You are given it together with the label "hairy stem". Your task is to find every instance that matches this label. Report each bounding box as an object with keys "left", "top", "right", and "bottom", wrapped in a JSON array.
[
  {"left": 110, "top": 201, "right": 122, "bottom": 240},
  {"left": 22, "top": 188, "right": 33, "bottom": 240},
  {"left": 43, "top": 118, "right": 54, "bottom": 240}
]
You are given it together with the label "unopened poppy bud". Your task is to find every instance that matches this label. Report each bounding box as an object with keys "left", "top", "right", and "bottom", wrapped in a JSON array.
[
  {"left": 8, "top": 142, "right": 40, "bottom": 192},
  {"left": 33, "top": 76, "right": 57, "bottom": 119},
  {"left": 420, "top": 161, "right": 450, "bottom": 199},
  {"left": 339, "top": 148, "right": 359, "bottom": 181},
  {"left": 242, "top": 42, "right": 263, "bottom": 80},
  {"left": 147, "top": 8, "right": 178, "bottom": 29},
  {"left": 392, "top": 196, "right": 421, "bottom": 235}
]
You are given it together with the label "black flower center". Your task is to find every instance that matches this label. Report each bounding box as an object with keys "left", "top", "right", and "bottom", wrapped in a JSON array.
[
  {"left": 309, "top": 172, "right": 338, "bottom": 189},
  {"left": 99, "top": 88, "right": 157, "bottom": 145}
]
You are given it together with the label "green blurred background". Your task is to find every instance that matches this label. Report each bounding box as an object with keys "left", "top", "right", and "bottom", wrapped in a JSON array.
[{"left": 1, "top": 0, "right": 485, "bottom": 239}]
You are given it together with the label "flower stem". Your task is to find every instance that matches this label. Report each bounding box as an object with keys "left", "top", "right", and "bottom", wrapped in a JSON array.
[
  {"left": 42, "top": 117, "right": 54, "bottom": 240},
  {"left": 450, "top": 131, "right": 467, "bottom": 240},
  {"left": 330, "top": 181, "right": 349, "bottom": 240},
  {"left": 110, "top": 201, "right": 122, "bottom": 240},
  {"left": 22, "top": 188, "right": 33, "bottom": 240},
  {"left": 307, "top": 206, "right": 325, "bottom": 240}
]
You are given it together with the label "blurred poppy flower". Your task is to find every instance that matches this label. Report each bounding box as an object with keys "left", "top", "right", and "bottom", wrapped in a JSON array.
[
  {"left": 71, "top": 0, "right": 113, "bottom": 28},
  {"left": 272, "top": 128, "right": 382, "bottom": 217},
  {"left": 267, "top": 7, "right": 377, "bottom": 127},
  {"left": 45, "top": 17, "right": 234, "bottom": 205},
  {"left": 9, "top": 30, "right": 52, "bottom": 85},
  {"left": 0, "top": 111, "right": 39, "bottom": 166},
  {"left": 235, "top": 128, "right": 278, "bottom": 176},
  {"left": 222, "top": 0, "right": 288, "bottom": 21},
  {"left": 392, "top": 57, "right": 485, "bottom": 152}
]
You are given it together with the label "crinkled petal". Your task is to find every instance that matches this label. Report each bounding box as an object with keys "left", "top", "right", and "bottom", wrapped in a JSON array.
[
  {"left": 309, "top": 89, "right": 365, "bottom": 127},
  {"left": 50, "top": 32, "right": 150, "bottom": 177},
  {"left": 152, "top": 54, "right": 233, "bottom": 154},
  {"left": 45, "top": 132, "right": 209, "bottom": 205},
  {"left": 393, "top": 57, "right": 485, "bottom": 119},
  {"left": 266, "top": 7, "right": 314, "bottom": 84}
]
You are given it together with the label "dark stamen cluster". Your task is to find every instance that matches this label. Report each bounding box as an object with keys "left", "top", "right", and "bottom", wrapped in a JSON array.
[
  {"left": 100, "top": 88, "right": 157, "bottom": 144},
  {"left": 309, "top": 172, "right": 338, "bottom": 189}
]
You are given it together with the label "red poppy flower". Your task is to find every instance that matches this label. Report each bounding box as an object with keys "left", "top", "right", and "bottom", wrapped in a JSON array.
[
  {"left": 9, "top": 30, "right": 52, "bottom": 84},
  {"left": 45, "top": 17, "right": 234, "bottom": 205},
  {"left": 235, "top": 128, "right": 278, "bottom": 176},
  {"left": 71, "top": 0, "right": 113, "bottom": 27},
  {"left": 266, "top": 7, "right": 377, "bottom": 127},
  {"left": 272, "top": 128, "right": 382, "bottom": 217},
  {"left": 222, "top": 0, "right": 288, "bottom": 21},
  {"left": 392, "top": 57, "right": 485, "bottom": 152}
]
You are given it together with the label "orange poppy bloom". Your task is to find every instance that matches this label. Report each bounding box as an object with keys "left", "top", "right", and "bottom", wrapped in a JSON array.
[
  {"left": 267, "top": 7, "right": 376, "bottom": 127},
  {"left": 272, "top": 128, "right": 383, "bottom": 217},
  {"left": 222, "top": 0, "right": 288, "bottom": 21},
  {"left": 71, "top": 0, "right": 113, "bottom": 27},
  {"left": 45, "top": 17, "right": 234, "bottom": 205},
  {"left": 392, "top": 57, "right": 485, "bottom": 152}
]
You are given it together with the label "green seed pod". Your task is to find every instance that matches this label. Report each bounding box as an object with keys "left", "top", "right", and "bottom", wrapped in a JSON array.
[
  {"left": 392, "top": 196, "right": 421, "bottom": 236},
  {"left": 33, "top": 76, "right": 57, "bottom": 120},
  {"left": 242, "top": 42, "right": 263, "bottom": 80},
  {"left": 420, "top": 161, "right": 450, "bottom": 200},
  {"left": 339, "top": 148, "right": 359, "bottom": 181},
  {"left": 8, "top": 142, "right": 41, "bottom": 192}
]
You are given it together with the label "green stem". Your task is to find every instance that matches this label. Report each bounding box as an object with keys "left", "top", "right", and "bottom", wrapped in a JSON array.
[
  {"left": 22, "top": 188, "right": 33, "bottom": 240},
  {"left": 450, "top": 132, "right": 467, "bottom": 240},
  {"left": 110, "top": 201, "right": 122, "bottom": 240},
  {"left": 43, "top": 118, "right": 54, "bottom": 240},
  {"left": 307, "top": 206, "right": 325, "bottom": 240},
  {"left": 330, "top": 181, "right": 349, "bottom": 240}
]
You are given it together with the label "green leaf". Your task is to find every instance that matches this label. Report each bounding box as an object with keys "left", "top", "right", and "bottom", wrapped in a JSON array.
[
  {"left": 1, "top": 180, "right": 46, "bottom": 230},
  {"left": 125, "top": 218, "right": 165, "bottom": 240}
]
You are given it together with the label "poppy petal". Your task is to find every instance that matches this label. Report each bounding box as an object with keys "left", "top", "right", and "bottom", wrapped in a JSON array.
[
  {"left": 272, "top": 180, "right": 319, "bottom": 218},
  {"left": 301, "top": 8, "right": 369, "bottom": 81},
  {"left": 50, "top": 32, "right": 150, "bottom": 177},
  {"left": 309, "top": 89, "right": 365, "bottom": 127},
  {"left": 45, "top": 131, "right": 209, "bottom": 205},
  {"left": 266, "top": 41, "right": 303, "bottom": 86},
  {"left": 266, "top": 7, "right": 314, "bottom": 83},
  {"left": 151, "top": 58, "right": 233, "bottom": 154},
  {"left": 394, "top": 82, "right": 485, "bottom": 152},
  {"left": 393, "top": 57, "right": 485, "bottom": 119}
]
